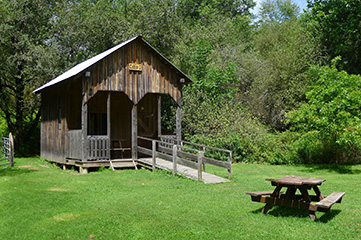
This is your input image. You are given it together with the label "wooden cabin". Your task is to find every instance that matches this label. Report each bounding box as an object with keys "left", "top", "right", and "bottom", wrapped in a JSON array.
[{"left": 34, "top": 36, "right": 191, "bottom": 172}]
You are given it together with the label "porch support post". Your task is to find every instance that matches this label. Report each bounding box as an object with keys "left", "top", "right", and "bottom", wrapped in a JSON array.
[
  {"left": 157, "top": 95, "right": 161, "bottom": 137},
  {"left": 176, "top": 104, "right": 181, "bottom": 143},
  {"left": 132, "top": 104, "right": 138, "bottom": 160},
  {"left": 81, "top": 97, "right": 88, "bottom": 162},
  {"left": 107, "top": 92, "right": 111, "bottom": 160}
]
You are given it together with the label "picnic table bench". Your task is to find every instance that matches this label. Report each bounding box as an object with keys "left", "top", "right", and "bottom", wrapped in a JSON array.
[{"left": 246, "top": 175, "right": 345, "bottom": 220}]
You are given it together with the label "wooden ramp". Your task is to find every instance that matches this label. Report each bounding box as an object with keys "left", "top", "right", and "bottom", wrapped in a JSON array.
[{"left": 138, "top": 157, "right": 230, "bottom": 184}]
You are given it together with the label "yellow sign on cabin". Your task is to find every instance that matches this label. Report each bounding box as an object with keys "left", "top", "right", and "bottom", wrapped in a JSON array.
[{"left": 129, "top": 63, "right": 142, "bottom": 71}]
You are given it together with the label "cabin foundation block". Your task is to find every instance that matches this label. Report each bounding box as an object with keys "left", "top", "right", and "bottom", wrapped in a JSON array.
[{"left": 79, "top": 166, "right": 88, "bottom": 174}]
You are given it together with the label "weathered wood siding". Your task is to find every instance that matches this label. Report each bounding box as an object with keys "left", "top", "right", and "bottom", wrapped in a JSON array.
[
  {"left": 41, "top": 79, "right": 83, "bottom": 162},
  {"left": 41, "top": 85, "right": 66, "bottom": 163},
  {"left": 83, "top": 38, "right": 183, "bottom": 105},
  {"left": 66, "top": 130, "right": 82, "bottom": 159}
]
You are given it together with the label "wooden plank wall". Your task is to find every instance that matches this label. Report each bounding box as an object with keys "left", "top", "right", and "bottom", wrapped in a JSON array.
[
  {"left": 41, "top": 84, "right": 67, "bottom": 163},
  {"left": 83, "top": 38, "right": 183, "bottom": 106}
]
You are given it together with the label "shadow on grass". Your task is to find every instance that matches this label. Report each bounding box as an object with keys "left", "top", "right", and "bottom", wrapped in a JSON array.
[
  {"left": 299, "top": 164, "right": 361, "bottom": 174},
  {"left": 250, "top": 206, "right": 341, "bottom": 223},
  {"left": 0, "top": 167, "right": 37, "bottom": 177}
]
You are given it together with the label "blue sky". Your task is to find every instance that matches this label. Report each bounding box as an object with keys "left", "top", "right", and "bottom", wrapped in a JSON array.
[{"left": 251, "top": 0, "right": 308, "bottom": 15}]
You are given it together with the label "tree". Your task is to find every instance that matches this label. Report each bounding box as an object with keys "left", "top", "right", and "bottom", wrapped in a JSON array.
[
  {"left": 177, "top": 0, "right": 255, "bottom": 21},
  {"left": 287, "top": 61, "right": 361, "bottom": 163},
  {"left": 307, "top": 0, "right": 361, "bottom": 74},
  {"left": 0, "top": 0, "right": 59, "bottom": 155},
  {"left": 245, "top": 19, "right": 321, "bottom": 129},
  {"left": 259, "top": 0, "right": 300, "bottom": 23},
  {"left": 50, "top": 0, "right": 131, "bottom": 69}
]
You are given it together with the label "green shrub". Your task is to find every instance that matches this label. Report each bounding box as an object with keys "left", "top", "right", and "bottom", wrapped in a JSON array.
[{"left": 287, "top": 61, "right": 361, "bottom": 164}]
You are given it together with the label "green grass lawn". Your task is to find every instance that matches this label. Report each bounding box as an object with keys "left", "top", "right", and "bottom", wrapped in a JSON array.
[{"left": 1, "top": 158, "right": 360, "bottom": 239}]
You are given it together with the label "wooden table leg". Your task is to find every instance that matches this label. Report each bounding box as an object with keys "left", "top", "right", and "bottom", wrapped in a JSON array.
[
  {"left": 285, "top": 186, "right": 297, "bottom": 200},
  {"left": 313, "top": 185, "right": 325, "bottom": 200},
  {"left": 261, "top": 204, "right": 273, "bottom": 214},
  {"left": 271, "top": 185, "right": 283, "bottom": 197},
  {"left": 309, "top": 211, "right": 317, "bottom": 221},
  {"left": 261, "top": 185, "right": 283, "bottom": 214},
  {"left": 299, "top": 186, "right": 319, "bottom": 220},
  {"left": 299, "top": 186, "right": 312, "bottom": 202}
]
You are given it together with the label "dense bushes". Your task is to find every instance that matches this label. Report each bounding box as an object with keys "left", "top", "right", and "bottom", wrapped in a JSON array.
[
  {"left": 287, "top": 63, "right": 361, "bottom": 164},
  {"left": 182, "top": 62, "right": 361, "bottom": 165}
]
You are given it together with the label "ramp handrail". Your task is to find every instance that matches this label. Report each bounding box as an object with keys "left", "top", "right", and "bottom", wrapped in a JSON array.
[
  {"left": 159, "top": 135, "right": 232, "bottom": 154},
  {"left": 159, "top": 135, "right": 232, "bottom": 177},
  {"left": 138, "top": 136, "right": 232, "bottom": 180}
]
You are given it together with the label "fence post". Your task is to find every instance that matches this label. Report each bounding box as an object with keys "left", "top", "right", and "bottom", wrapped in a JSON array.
[
  {"left": 228, "top": 151, "right": 232, "bottom": 179},
  {"left": 172, "top": 145, "right": 177, "bottom": 176},
  {"left": 198, "top": 151, "right": 204, "bottom": 182},
  {"left": 152, "top": 140, "right": 156, "bottom": 171},
  {"left": 9, "top": 132, "right": 14, "bottom": 167},
  {"left": 202, "top": 146, "right": 206, "bottom": 171}
]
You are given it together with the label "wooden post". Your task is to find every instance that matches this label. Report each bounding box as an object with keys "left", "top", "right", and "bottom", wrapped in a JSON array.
[
  {"left": 152, "top": 140, "right": 156, "bottom": 171},
  {"left": 82, "top": 97, "right": 88, "bottom": 162},
  {"left": 131, "top": 104, "right": 138, "bottom": 161},
  {"left": 172, "top": 145, "right": 177, "bottom": 176},
  {"left": 202, "top": 146, "right": 206, "bottom": 171},
  {"left": 228, "top": 151, "right": 232, "bottom": 179},
  {"left": 157, "top": 95, "right": 161, "bottom": 137},
  {"left": 9, "top": 132, "right": 14, "bottom": 167},
  {"left": 176, "top": 105, "right": 181, "bottom": 141},
  {"left": 198, "top": 151, "right": 204, "bottom": 182},
  {"left": 107, "top": 92, "right": 111, "bottom": 160}
]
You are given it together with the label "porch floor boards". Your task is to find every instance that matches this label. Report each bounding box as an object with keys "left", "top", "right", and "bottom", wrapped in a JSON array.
[
  {"left": 138, "top": 157, "right": 230, "bottom": 184},
  {"left": 66, "top": 158, "right": 136, "bottom": 168}
]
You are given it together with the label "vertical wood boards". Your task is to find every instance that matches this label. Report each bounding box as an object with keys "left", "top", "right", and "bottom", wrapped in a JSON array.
[
  {"left": 107, "top": 92, "right": 111, "bottom": 159},
  {"left": 176, "top": 105, "right": 181, "bottom": 141},
  {"left": 82, "top": 97, "right": 88, "bottom": 162},
  {"left": 131, "top": 104, "right": 138, "bottom": 160},
  {"left": 157, "top": 95, "right": 161, "bottom": 137},
  {"left": 40, "top": 85, "right": 67, "bottom": 163},
  {"left": 83, "top": 38, "right": 183, "bottom": 106}
]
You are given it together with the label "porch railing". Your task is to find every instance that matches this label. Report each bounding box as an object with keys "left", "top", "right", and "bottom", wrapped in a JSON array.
[{"left": 88, "top": 135, "right": 110, "bottom": 161}]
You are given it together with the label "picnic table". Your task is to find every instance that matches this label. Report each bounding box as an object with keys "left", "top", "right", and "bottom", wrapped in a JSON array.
[{"left": 246, "top": 175, "right": 345, "bottom": 220}]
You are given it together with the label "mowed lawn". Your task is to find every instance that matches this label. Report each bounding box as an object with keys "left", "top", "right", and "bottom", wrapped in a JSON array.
[{"left": 0, "top": 158, "right": 360, "bottom": 239}]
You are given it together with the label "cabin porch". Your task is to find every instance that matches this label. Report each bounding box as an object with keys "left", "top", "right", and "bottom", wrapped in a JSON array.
[{"left": 64, "top": 90, "right": 181, "bottom": 167}]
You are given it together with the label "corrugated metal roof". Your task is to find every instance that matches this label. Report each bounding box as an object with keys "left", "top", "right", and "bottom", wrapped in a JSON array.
[{"left": 33, "top": 36, "right": 191, "bottom": 93}]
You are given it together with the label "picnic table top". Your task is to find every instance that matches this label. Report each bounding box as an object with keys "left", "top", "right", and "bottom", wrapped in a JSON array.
[{"left": 265, "top": 175, "right": 326, "bottom": 186}]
